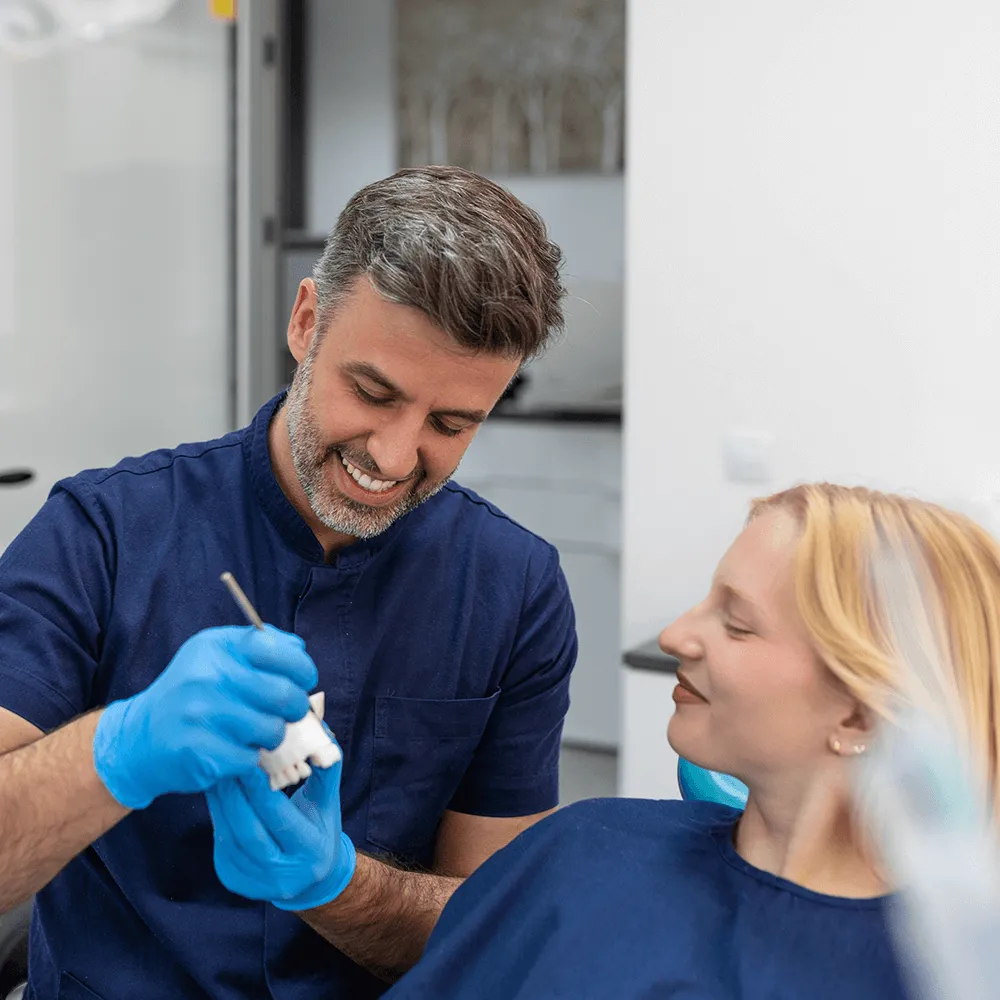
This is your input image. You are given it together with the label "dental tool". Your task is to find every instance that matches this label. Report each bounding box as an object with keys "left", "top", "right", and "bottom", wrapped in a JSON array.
[
  {"left": 220, "top": 572, "right": 265, "bottom": 630},
  {"left": 854, "top": 533, "right": 1000, "bottom": 1000},
  {"left": 220, "top": 572, "right": 341, "bottom": 790}
]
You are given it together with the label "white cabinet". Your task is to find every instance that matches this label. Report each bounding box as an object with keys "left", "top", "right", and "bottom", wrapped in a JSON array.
[
  {"left": 619, "top": 668, "right": 681, "bottom": 800},
  {"left": 459, "top": 420, "right": 622, "bottom": 748}
]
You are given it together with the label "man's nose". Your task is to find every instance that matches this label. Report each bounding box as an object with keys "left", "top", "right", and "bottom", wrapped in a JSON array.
[{"left": 366, "top": 413, "right": 423, "bottom": 482}]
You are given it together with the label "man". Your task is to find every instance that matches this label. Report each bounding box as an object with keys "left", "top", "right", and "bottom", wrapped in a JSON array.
[{"left": 0, "top": 166, "right": 576, "bottom": 999}]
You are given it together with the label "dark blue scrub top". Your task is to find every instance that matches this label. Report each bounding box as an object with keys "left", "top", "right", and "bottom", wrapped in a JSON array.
[
  {"left": 386, "top": 799, "right": 908, "bottom": 1000},
  {"left": 0, "top": 394, "right": 576, "bottom": 1000}
]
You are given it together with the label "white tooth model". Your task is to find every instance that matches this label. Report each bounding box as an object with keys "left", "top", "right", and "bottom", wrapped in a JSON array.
[{"left": 259, "top": 692, "right": 342, "bottom": 791}]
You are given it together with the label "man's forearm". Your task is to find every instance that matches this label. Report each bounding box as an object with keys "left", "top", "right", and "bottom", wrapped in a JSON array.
[
  {"left": 0, "top": 710, "right": 128, "bottom": 910},
  {"left": 301, "top": 853, "right": 461, "bottom": 982}
]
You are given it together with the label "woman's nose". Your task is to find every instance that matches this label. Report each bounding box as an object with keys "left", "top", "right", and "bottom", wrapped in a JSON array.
[{"left": 658, "top": 617, "right": 704, "bottom": 661}]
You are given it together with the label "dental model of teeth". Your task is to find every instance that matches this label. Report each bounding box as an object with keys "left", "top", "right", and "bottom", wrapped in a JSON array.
[
  {"left": 341, "top": 454, "right": 398, "bottom": 493},
  {"left": 259, "top": 691, "right": 342, "bottom": 791}
]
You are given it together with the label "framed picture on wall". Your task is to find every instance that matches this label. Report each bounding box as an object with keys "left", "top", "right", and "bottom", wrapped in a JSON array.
[{"left": 395, "top": 0, "right": 625, "bottom": 176}]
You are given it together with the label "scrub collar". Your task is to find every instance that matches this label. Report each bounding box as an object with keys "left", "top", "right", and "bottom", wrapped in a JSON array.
[{"left": 243, "top": 392, "right": 409, "bottom": 567}]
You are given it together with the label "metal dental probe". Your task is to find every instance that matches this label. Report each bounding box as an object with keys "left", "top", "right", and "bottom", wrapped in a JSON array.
[{"left": 220, "top": 571, "right": 265, "bottom": 630}]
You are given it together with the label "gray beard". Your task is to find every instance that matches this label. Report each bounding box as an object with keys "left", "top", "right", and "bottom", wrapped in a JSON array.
[{"left": 283, "top": 350, "right": 449, "bottom": 540}]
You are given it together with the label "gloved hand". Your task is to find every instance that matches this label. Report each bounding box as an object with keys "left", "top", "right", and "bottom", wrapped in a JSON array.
[
  {"left": 93, "top": 625, "right": 318, "bottom": 810},
  {"left": 206, "top": 750, "right": 356, "bottom": 911}
]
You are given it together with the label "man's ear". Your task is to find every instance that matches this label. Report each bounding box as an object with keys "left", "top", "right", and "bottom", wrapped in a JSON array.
[{"left": 287, "top": 279, "right": 319, "bottom": 363}]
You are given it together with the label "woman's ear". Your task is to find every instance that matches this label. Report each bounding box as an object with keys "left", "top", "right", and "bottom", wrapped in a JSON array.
[{"left": 827, "top": 702, "right": 875, "bottom": 757}]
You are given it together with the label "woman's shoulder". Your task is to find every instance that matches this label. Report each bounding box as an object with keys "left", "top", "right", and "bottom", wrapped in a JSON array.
[
  {"left": 553, "top": 796, "right": 740, "bottom": 836},
  {"left": 523, "top": 796, "right": 740, "bottom": 859}
]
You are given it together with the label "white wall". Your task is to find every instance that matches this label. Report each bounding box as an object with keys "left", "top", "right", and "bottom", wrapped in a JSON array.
[
  {"left": 0, "top": 1, "right": 231, "bottom": 550},
  {"left": 623, "top": 1, "right": 1000, "bottom": 655}
]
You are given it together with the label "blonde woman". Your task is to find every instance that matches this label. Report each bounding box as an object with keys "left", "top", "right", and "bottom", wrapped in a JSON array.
[{"left": 386, "top": 484, "right": 1000, "bottom": 999}]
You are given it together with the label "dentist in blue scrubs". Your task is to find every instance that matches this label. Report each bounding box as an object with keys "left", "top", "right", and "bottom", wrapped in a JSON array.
[{"left": 0, "top": 166, "right": 575, "bottom": 999}]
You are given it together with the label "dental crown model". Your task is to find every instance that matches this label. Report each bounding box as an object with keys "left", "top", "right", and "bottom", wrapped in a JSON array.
[{"left": 259, "top": 691, "right": 342, "bottom": 791}]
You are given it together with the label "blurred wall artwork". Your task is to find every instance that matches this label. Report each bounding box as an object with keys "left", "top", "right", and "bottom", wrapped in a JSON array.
[{"left": 396, "top": 0, "right": 625, "bottom": 176}]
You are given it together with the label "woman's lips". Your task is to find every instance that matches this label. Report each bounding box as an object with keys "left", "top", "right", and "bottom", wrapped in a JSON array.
[{"left": 673, "top": 670, "right": 708, "bottom": 704}]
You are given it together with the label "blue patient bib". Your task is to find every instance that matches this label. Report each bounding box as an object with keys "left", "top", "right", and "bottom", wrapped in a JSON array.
[{"left": 385, "top": 799, "right": 905, "bottom": 1000}]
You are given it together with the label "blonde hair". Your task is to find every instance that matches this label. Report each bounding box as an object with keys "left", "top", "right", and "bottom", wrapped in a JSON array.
[{"left": 750, "top": 483, "right": 1000, "bottom": 815}]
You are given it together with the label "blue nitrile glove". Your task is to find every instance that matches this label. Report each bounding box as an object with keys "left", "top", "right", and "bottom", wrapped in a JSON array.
[
  {"left": 206, "top": 750, "right": 356, "bottom": 911},
  {"left": 93, "top": 625, "right": 318, "bottom": 810}
]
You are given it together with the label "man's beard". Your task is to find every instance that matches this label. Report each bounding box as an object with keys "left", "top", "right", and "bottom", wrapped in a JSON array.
[{"left": 283, "top": 345, "right": 450, "bottom": 540}]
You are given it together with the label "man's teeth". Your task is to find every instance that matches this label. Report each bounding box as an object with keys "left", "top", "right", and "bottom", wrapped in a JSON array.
[{"left": 340, "top": 455, "right": 398, "bottom": 493}]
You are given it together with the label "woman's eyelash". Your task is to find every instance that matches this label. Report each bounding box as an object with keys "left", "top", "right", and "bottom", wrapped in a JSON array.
[{"left": 725, "top": 622, "right": 753, "bottom": 637}]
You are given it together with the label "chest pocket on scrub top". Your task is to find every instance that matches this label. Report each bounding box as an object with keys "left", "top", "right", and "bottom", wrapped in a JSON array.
[
  {"left": 367, "top": 692, "right": 499, "bottom": 859},
  {"left": 57, "top": 972, "right": 106, "bottom": 999}
]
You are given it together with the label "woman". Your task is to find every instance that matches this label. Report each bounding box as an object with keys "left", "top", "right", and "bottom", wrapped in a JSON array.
[{"left": 385, "top": 484, "right": 1000, "bottom": 999}]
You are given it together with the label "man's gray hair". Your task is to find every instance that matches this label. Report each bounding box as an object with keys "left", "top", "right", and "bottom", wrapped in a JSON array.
[{"left": 312, "top": 166, "right": 566, "bottom": 361}]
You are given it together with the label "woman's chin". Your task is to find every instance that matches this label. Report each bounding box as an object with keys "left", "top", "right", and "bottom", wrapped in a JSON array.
[
  {"left": 668, "top": 715, "right": 726, "bottom": 774},
  {"left": 666, "top": 713, "right": 696, "bottom": 759}
]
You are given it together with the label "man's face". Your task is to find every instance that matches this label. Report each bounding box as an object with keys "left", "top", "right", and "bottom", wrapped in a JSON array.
[{"left": 283, "top": 277, "right": 520, "bottom": 539}]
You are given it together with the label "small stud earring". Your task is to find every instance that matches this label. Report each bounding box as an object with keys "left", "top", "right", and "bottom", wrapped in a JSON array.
[
  {"left": 830, "top": 737, "right": 842, "bottom": 754},
  {"left": 854, "top": 744, "right": 867, "bottom": 755}
]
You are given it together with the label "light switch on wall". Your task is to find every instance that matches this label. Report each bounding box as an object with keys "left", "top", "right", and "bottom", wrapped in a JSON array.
[{"left": 722, "top": 430, "right": 774, "bottom": 484}]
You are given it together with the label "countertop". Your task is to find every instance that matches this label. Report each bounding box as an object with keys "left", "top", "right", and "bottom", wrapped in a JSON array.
[
  {"left": 622, "top": 637, "right": 679, "bottom": 674},
  {"left": 489, "top": 406, "right": 621, "bottom": 425}
]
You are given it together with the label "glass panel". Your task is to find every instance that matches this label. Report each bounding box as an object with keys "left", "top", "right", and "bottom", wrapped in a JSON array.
[{"left": 0, "top": 0, "right": 231, "bottom": 550}]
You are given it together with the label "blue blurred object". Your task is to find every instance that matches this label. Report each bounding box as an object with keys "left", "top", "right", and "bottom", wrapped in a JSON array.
[{"left": 678, "top": 758, "right": 748, "bottom": 810}]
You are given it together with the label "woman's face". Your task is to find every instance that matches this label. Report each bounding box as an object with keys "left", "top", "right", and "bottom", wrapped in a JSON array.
[{"left": 662, "top": 510, "right": 856, "bottom": 786}]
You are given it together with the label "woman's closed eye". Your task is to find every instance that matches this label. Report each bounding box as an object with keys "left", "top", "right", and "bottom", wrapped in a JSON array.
[{"left": 724, "top": 621, "right": 754, "bottom": 638}]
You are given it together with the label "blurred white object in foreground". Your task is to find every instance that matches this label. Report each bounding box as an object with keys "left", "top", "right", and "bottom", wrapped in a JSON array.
[
  {"left": 857, "top": 536, "right": 1000, "bottom": 1000},
  {"left": 259, "top": 692, "right": 342, "bottom": 792},
  {"left": 0, "top": 0, "right": 178, "bottom": 57}
]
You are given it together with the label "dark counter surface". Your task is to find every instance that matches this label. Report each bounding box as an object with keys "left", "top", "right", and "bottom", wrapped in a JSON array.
[
  {"left": 489, "top": 406, "right": 621, "bottom": 425},
  {"left": 622, "top": 637, "right": 679, "bottom": 674}
]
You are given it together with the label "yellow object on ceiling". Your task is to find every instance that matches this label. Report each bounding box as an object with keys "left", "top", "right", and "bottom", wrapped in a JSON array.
[{"left": 209, "top": 0, "right": 237, "bottom": 20}]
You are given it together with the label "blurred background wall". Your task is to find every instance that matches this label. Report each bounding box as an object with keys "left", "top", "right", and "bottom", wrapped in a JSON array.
[{"left": 0, "top": 1, "right": 230, "bottom": 550}]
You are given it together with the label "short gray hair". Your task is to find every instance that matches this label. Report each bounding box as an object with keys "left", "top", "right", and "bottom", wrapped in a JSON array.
[{"left": 313, "top": 166, "right": 566, "bottom": 361}]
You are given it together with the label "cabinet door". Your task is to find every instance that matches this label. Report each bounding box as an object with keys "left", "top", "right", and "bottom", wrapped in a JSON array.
[
  {"left": 559, "top": 550, "right": 621, "bottom": 748},
  {"left": 458, "top": 420, "right": 623, "bottom": 747},
  {"left": 460, "top": 422, "right": 622, "bottom": 493},
  {"left": 619, "top": 669, "right": 681, "bottom": 800},
  {"left": 466, "top": 483, "right": 620, "bottom": 553}
]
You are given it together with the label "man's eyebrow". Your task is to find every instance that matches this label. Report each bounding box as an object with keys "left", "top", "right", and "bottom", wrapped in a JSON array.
[
  {"left": 432, "top": 407, "right": 488, "bottom": 424},
  {"left": 342, "top": 361, "right": 487, "bottom": 423},
  {"left": 342, "top": 361, "right": 409, "bottom": 399}
]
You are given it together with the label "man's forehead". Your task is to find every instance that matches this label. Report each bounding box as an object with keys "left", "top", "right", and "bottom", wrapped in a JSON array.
[{"left": 326, "top": 278, "right": 522, "bottom": 371}]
